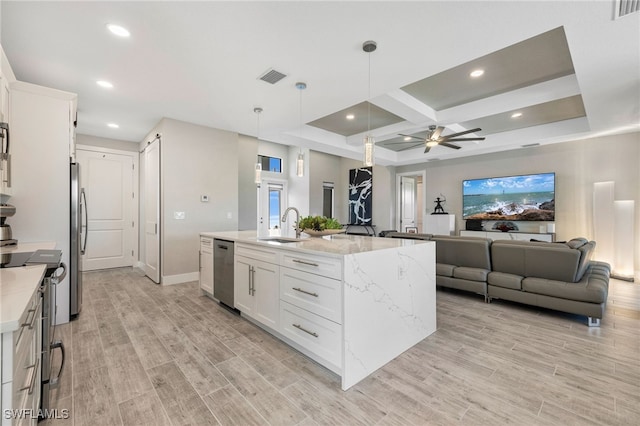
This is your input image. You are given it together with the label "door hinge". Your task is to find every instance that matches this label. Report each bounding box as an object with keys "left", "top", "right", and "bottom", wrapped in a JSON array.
[
  {"left": 131, "top": 250, "right": 134, "bottom": 256},
  {"left": 132, "top": 163, "right": 135, "bottom": 170},
  {"left": 132, "top": 221, "right": 134, "bottom": 227}
]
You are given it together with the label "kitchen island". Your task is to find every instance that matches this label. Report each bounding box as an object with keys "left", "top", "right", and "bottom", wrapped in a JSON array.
[{"left": 200, "top": 231, "right": 436, "bottom": 390}]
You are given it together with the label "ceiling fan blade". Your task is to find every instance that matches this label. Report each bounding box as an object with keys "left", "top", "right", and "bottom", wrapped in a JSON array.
[
  {"left": 444, "top": 137, "right": 486, "bottom": 142},
  {"left": 440, "top": 128, "right": 482, "bottom": 140},
  {"left": 440, "top": 142, "right": 462, "bottom": 150},
  {"left": 430, "top": 126, "right": 445, "bottom": 140},
  {"left": 424, "top": 145, "right": 432, "bottom": 154}
]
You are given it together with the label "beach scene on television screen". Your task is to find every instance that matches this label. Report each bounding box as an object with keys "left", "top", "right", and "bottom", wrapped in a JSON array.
[{"left": 463, "top": 173, "right": 555, "bottom": 221}]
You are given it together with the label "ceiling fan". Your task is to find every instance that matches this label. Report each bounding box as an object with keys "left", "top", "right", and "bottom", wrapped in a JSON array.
[{"left": 394, "top": 125, "right": 485, "bottom": 153}]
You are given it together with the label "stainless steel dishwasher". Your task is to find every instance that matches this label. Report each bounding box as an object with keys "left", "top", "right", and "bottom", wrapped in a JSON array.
[{"left": 213, "top": 239, "right": 234, "bottom": 308}]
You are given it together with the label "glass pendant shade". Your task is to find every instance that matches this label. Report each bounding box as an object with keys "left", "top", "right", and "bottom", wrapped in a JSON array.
[
  {"left": 364, "top": 135, "right": 375, "bottom": 167},
  {"left": 296, "top": 152, "right": 304, "bottom": 177},
  {"left": 254, "top": 162, "right": 262, "bottom": 184}
]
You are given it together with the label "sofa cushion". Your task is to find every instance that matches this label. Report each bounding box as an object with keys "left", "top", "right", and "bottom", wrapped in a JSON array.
[
  {"left": 522, "top": 276, "right": 608, "bottom": 303},
  {"left": 432, "top": 237, "right": 492, "bottom": 270},
  {"left": 436, "top": 263, "right": 456, "bottom": 277},
  {"left": 453, "top": 267, "right": 489, "bottom": 282},
  {"left": 491, "top": 242, "right": 580, "bottom": 282},
  {"left": 566, "top": 238, "right": 589, "bottom": 249},
  {"left": 487, "top": 271, "right": 523, "bottom": 290},
  {"left": 574, "top": 241, "right": 595, "bottom": 282}
]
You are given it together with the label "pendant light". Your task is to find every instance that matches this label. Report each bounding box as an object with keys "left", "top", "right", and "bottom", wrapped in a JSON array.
[
  {"left": 363, "top": 40, "right": 377, "bottom": 167},
  {"left": 295, "top": 82, "right": 307, "bottom": 177},
  {"left": 254, "top": 107, "right": 263, "bottom": 185}
]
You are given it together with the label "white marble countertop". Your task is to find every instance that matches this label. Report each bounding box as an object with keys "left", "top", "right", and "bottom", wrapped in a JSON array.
[
  {"left": 200, "top": 230, "right": 431, "bottom": 258},
  {"left": 1, "top": 241, "right": 56, "bottom": 333}
]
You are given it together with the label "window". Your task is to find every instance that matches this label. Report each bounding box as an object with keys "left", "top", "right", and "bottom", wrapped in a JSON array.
[
  {"left": 258, "top": 155, "right": 282, "bottom": 173},
  {"left": 323, "top": 182, "right": 334, "bottom": 218}
]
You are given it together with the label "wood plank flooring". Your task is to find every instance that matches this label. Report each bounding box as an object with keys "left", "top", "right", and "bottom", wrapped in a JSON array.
[{"left": 44, "top": 268, "right": 639, "bottom": 425}]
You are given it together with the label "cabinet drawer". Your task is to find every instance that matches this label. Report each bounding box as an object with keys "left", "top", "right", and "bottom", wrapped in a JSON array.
[
  {"left": 236, "top": 243, "right": 279, "bottom": 264},
  {"left": 281, "top": 252, "right": 342, "bottom": 280},
  {"left": 280, "top": 268, "right": 342, "bottom": 324},
  {"left": 200, "top": 237, "right": 213, "bottom": 249},
  {"left": 280, "top": 301, "right": 342, "bottom": 368}
]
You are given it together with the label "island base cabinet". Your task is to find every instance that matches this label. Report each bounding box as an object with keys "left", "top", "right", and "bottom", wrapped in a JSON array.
[
  {"left": 234, "top": 255, "right": 280, "bottom": 330},
  {"left": 280, "top": 301, "right": 342, "bottom": 370}
]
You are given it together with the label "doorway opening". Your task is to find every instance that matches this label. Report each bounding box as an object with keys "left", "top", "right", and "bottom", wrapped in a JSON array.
[{"left": 396, "top": 171, "right": 426, "bottom": 233}]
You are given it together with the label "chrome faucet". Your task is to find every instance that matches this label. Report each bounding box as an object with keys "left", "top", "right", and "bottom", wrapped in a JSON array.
[{"left": 282, "top": 207, "right": 301, "bottom": 238}]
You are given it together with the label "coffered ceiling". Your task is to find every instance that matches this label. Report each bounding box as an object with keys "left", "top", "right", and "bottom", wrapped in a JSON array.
[{"left": 1, "top": 1, "right": 638, "bottom": 166}]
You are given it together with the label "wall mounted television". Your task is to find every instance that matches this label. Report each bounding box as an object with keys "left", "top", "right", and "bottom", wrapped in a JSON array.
[{"left": 463, "top": 172, "right": 555, "bottom": 221}]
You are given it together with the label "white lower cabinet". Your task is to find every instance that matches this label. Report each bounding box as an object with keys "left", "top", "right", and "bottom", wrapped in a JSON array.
[
  {"left": 234, "top": 254, "right": 280, "bottom": 330},
  {"left": 280, "top": 301, "right": 342, "bottom": 368},
  {"left": 199, "top": 237, "right": 214, "bottom": 295},
  {"left": 1, "top": 285, "right": 42, "bottom": 426}
]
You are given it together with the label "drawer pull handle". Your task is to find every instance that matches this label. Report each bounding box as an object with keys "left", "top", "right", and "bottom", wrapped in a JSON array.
[
  {"left": 20, "top": 357, "right": 40, "bottom": 395},
  {"left": 292, "top": 287, "right": 319, "bottom": 297},
  {"left": 292, "top": 259, "right": 319, "bottom": 267},
  {"left": 293, "top": 323, "right": 318, "bottom": 338},
  {"left": 21, "top": 298, "right": 41, "bottom": 330}
]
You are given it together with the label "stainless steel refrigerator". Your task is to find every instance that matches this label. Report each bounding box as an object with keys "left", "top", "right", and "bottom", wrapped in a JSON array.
[{"left": 70, "top": 162, "right": 84, "bottom": 318}]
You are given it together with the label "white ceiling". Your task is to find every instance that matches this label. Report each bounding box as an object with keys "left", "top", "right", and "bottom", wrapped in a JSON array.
[{"left": 1, "top": 1, "right": 639, "bottom": 166}]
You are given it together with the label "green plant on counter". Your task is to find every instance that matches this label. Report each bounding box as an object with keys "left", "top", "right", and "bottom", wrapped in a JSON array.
[{"left": 297, "top": 215, "right": 343, "bottom": 231}]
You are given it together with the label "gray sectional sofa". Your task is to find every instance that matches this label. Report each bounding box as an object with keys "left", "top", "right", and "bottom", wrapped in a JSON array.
[{"left": 382, "top": 232, "right": 610, "bottom": 326}]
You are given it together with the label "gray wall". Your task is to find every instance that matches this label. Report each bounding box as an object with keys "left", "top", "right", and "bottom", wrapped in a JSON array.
[
  {"left": 309, "top": 150, "right": 342, "bottom": 218},
  {"left": 237, "top": 134, "right": 258, "bottom": 230},
  {"left": 160, "top": 118, "right": 239, "bottom": 278},
  {"left": 396, "top": 131, "right": 640, "bottom": 275}
]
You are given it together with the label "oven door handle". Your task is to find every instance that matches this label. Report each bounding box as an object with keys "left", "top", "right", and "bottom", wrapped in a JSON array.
[
  {"left": 53, "top": 262, "right": 67, "bottom": 284},
  {"left": 49, "top": 340, "right": 65, "bottom": 387}
]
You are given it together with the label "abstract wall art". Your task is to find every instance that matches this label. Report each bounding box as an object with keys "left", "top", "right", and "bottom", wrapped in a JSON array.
[{"left": 349, "top": 167, "right": 372, "bottom": 224}]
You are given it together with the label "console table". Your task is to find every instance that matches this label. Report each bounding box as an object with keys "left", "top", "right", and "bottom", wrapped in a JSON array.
[
  {"left": 344, "top": 224, "right": 376, "bottom": 236},
  {"left": 459, "top": 230, "right": 555, "bottom": 242}
]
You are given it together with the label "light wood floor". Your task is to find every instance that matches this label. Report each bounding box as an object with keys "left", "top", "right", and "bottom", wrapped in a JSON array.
[{"left": 44, "top": 268, "right": 639, "bottom": 425}]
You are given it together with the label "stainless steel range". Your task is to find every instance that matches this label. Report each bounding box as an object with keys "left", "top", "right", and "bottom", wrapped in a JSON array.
[{"left": 1, "top": 250, "right": 66, "bottom": 419}]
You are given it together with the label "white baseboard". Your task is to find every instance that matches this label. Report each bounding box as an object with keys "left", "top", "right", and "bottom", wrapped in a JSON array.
[{"left": 162, "top": 271, "right": 199, "bottom": 286}]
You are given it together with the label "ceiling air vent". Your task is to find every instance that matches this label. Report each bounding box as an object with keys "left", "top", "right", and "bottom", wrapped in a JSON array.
[
  {"left": 258, "top": 68, "right": 287, "bottom": 85},
  {"left": 614, "top": 0, "right": 639, "bottom": 19},
  {"left": 521, "top": 143, "right": 540, "bottom": 148}
]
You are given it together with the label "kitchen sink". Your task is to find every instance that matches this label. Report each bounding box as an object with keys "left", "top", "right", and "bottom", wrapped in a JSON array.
[{"left": 257, "top": 237, "right": 303, "bottom": 243}]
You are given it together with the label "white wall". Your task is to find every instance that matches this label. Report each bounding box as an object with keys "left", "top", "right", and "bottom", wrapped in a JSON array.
[
  {"left": 396, "top": 132, "right": 640, "bottom": 277},
  {"left": 77, "top": 133, "right": 138, "bottom": 152}
]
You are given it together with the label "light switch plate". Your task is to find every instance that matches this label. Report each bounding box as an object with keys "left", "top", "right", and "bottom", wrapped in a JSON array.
[{"left": 174, "top": 211, "right": 185, "bottom": 220}]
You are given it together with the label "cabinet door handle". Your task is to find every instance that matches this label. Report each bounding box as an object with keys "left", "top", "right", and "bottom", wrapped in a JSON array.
[
  {"left": 251, "top": 266, "right": 256, "bottom": 295},
  {"left": 293, "top": 323, "right": 319, "bottom": 338},
  {"left": 199, "top": 250, "right": 202, "bottom": 271},
  {"left": 292, "top": 259, "right": 319, "bottom": 267},
  {"left": 292, "top": 287, "right": 318, "bottom": 297},
  {"left": 20, "top": 357, "right": 40, "bottom": 395},
  {"left": 248, "top": 265, "right": 252, "bottom": 295},
  {"left": 217, "top": 245, "right": 228, "bottom": 250}
]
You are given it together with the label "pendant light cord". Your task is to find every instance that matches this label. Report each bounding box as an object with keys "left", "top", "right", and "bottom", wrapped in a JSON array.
[{"left": 367, "top": 51, "right": 371, "bottom": 135}]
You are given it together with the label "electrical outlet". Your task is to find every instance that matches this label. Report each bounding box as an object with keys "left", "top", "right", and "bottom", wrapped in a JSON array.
[{"left": 174, "top": 211, "right": 185, "bottom": 220}]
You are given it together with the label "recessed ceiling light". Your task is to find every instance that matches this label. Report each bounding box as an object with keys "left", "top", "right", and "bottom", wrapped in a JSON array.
[
  {"left": 470, "top": 69, "right": 484, "bottom": 78},
  {"left": 107, "top": 123, "right": 120, "bottom": 129},
  {"left": 96, "top": 80, "right": 113, "bottom": 89},
  {"left": 107, "top": 24, "right": 130, "bottom": 38},
  {"left": 346, "top": 114, "right": 355, "bottom": 120},
  {"left": 511, "top": 112, "right": 523, "bottom": 118}
]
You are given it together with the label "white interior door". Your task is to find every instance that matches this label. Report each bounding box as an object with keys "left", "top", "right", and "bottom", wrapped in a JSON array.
[
  {"left": 77, "top": 149, "right": 135, "bottom": 271},
  {"left": 144, "top": 139, "right": 161, "bottom": 283},
  {"left": 400, "top": 176, "right": 417, "bottom": 232}
]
